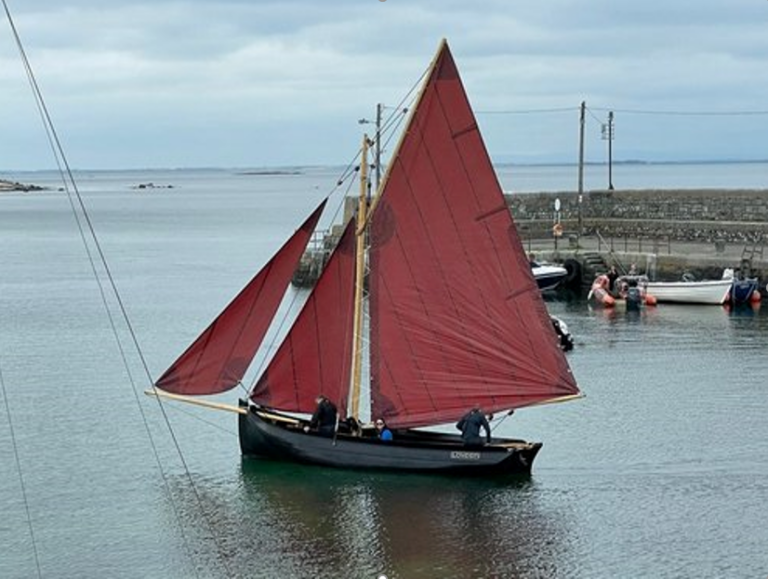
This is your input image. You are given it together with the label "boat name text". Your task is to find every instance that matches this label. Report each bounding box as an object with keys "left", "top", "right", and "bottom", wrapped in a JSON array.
[{"left": 450, "top": 451, "right": 481, "bottom": 461}]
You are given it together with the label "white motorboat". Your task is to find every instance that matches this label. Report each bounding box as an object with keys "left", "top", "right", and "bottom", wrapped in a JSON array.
[
  {"left": 531, "top": 261, "right": 568, "bottom": 292},
  {"left": 646, "top": 278, "right": 732, "bottom": 305}
]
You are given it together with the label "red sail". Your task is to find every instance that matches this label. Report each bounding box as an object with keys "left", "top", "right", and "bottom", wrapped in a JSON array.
[
  {"left": 155, "top": 201, "right": 326, "bottom": 395},
  {"left": 368, "top": 41, "right": 580, "bottom": 428},
  {"left": 250, "top": 219, "right": 356, "bottom": 416}
]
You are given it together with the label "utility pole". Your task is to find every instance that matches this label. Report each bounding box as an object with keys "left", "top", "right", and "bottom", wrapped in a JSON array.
[
  {"left": 577, "top": 101, "right": 585, "bottom": 240},
  {"left": 602, "top": 111, "right": 615, "bottom": 190},
  {"left": 358, "top": 103, "right": 383, "bottom": 194},
  {"left": 374, "top": 103, "right": 382, "bottom": 193}
]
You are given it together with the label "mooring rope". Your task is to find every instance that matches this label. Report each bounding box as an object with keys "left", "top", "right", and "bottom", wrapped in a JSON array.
[
  {"left": 1, "top": 1, "right": 233, "bottom": 575},
  {"left": 0, "top": 358, "right": 43, "bottom": 579}
]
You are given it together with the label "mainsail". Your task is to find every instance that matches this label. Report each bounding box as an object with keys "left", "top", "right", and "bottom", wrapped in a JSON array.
[
  {"left": 155, "top": 201, "right": 326, "bottom": 395},
  {"left": 368, "top": 41, "right": 580, "bottom": 428},
  {"left": 250, "top": 219, "right": 357, "bottom": 417}
]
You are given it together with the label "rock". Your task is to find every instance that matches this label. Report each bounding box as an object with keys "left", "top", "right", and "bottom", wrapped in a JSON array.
[{"left": 0, "top": 179, "right": 44, "bottom": 192}]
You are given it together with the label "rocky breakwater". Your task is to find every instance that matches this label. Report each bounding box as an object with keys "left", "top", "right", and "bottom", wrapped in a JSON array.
[{"left": 0, "top": 178, "right": 44, "bottom": 192}]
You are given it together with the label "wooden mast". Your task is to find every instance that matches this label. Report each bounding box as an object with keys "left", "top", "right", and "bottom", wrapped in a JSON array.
[{"left": 348, "top": 135, "right": 369, "bottom": 419}]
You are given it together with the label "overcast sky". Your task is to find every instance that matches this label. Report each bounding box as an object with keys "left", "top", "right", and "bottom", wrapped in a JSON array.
[{"left": 2, "top": 0, "right": 768, "bottom": 170}]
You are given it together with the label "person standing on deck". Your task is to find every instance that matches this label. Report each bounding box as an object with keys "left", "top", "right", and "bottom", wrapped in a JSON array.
[
  {"left": 456, "top": 406, "right": 492, "bottom": 447},
  {"left": 304, "top": 395, "right": 338, "bottom": 437}
]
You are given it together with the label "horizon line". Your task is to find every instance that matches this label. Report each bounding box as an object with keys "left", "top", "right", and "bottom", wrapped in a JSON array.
[{"left": 3, "top": 157, "right": 768, "bottom": 174}]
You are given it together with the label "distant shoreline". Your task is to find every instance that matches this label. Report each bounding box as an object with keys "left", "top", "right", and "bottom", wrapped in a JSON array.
[
  {"left": 3, "top": 158, "right": 768, "bottom": 174},
  {"left": 237, "top": 170, "right": 303, "bottom": 176}
]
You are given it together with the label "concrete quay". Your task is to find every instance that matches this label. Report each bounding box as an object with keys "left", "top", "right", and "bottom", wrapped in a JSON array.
[{"left": 526, "top": 233, "right": 766, "bottom": 294}]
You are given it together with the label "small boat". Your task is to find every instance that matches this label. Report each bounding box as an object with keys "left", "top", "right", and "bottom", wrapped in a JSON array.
[
  {"left": 646, "top": 277, "right": 732, "bottom": 305},
  {"left": 588, "top": 274, "right": 656, "bottom": 309},
  {"left": 722, "top": 268, "right": 761, "bottom": 305},
  {"left": 151, "top": 40, "right": 581, "bottom": 476},
  {"left": 531, "top": 260, "right": 568, "bottom": 292}
]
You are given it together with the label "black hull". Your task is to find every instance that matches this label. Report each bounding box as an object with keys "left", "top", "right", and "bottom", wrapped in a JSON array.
[{"left": 238, "top": 402, "right": 541, "bottom": 476}]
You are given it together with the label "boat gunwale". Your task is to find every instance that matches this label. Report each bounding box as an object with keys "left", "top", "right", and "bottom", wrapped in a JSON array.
[{"left": 251, "top": 406, "right": 537, "bottom": 453}]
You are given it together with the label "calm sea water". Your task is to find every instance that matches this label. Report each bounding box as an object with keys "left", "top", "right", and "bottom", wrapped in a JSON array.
[{"left": 1, "top": 164, "right": 768, "bottom": 578}]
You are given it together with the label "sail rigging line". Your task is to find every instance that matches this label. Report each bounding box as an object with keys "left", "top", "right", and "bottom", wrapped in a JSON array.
[
  {"left": 0, "top": 357, "right": 43, "bottom": 579},
  {"left": 366, "top": 44, "right": 443, "bottom": 225},
  {"left": 372, "top": 104, "right": 413, "bottom": 188},
  {"left": 489, "top": 409, "right": 517, "bottom": 433},
  {"left": 243, "top": 175, "right": 358, "bottom": 397},
  {"left": 375, "top": 101, "right": 413, "bottom": 154},
  {"left": 365, "top": 69, "right": 427, "bottom": 199},
  {"left": 155, "top": 395, "right": 241, "bottom": 436},
  {"left": 2, "top": 3, "right": 234, "bottom": 575}
]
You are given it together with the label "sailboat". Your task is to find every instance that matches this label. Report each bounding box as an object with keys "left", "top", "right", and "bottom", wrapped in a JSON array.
[{"left": 151, "top": 40, "right": 581, "bottom": 476}]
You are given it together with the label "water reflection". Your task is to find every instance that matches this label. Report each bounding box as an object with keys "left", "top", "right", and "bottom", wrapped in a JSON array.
[
  {"left": 165, "top": 460, "right": 575, "bottom": 578},
  {"left": 724, "top": 301, "right": 761, "bottom": 317}
]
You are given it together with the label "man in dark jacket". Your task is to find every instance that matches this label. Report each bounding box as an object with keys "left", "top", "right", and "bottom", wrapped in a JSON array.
[
  {"left": 305, "top": 395, "right": 338, "bottom": 437},
  {"left": 456, "top": 406, "right": 492, "bottom": 447}
]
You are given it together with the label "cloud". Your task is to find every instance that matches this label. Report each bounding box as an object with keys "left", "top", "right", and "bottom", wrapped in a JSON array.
[{"left": 2, "top": 0, "right": 768, "bottom": 169}]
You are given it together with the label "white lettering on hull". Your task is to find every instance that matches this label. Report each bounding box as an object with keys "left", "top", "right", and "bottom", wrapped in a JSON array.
[{"left": 450, "top": 451, "right": 481, "bottom": 461}]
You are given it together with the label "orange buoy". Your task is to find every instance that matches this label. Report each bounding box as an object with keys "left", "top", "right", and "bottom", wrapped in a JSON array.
[
  {"left": 750, "top": 290, "right": 762, "bottom": 303},
  {"left": 645, "top": 293, "right": 657, "bottom": 307}
]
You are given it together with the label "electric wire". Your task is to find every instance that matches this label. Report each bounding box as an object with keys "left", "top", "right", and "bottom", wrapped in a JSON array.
[
  {"left": 590, "top": 106, "right": 768, "bottom": 116},
  {"left": 1, "top": 1, "right": 231, "bottom": 575},
  {"left": 585, "top": 105, "right": 605, "bottom": 126},
  {"left": 476, "top": 106, "right": 578, "bottom": 115},
  {"left": 477, "top": 105, "right": 768, "bottom": 116}
]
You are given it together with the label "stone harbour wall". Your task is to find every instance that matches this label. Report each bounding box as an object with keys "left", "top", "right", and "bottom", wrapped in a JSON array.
[{"left": 508, "top": 189, "right": 768, "bottom": 243}]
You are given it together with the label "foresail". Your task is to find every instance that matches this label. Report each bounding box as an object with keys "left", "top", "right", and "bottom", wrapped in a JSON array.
[
  {"left": 155, "top": 201, "right": 326, "bottom": 395},
  {"left": 250, "top": 218, "right": 357, "bottom": 416},
  {"left": 368, "top": 41, "right": 580, "bottom": 428}
]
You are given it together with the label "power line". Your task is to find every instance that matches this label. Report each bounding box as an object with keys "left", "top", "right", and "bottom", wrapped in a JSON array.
[
  {"left": 476, "top": 106, "right": 577, "bottom": 115},
  {"left": 477, "top": 105, "right": 768, "bottom": 117},
  {"left": 590, "top": 106, "right": 768, "bottom": 117}
]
